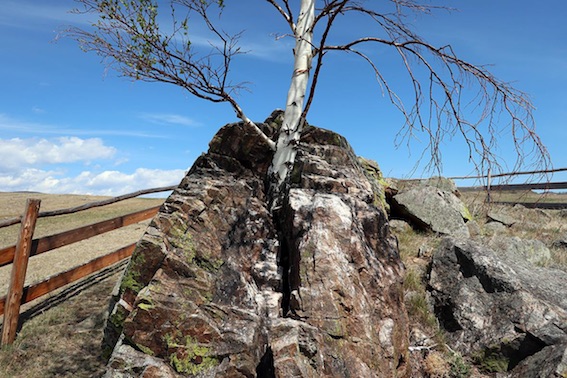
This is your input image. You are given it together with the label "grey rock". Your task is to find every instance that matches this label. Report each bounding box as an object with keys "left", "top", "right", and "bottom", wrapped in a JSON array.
[
  {"left": 488, "top": 211, "right": 517, "bottom": 226},
  {"left": 391, "top": 186, "right": 470, "bottom": 238},
  {"left": 389, "top": 219, "right": 412, "bottom": 233},
  {"left": 483, "top": 221, "right": 508, "bottom": 235},
  {"left": 466, "top": 219, "right": 482, "bottom": 238},
  {"left": 488, "top": 236, "right": 552, "bottom": 267},
  {"left": 428, "top": 238, "right": 567, "bottom": 377},
  {"left": 502, "top": 343, "right": 567, "bottom": 378},
  {"left": 396, "top": 177, "right": 458, "bottom": 194},
  {"left": 104, "top": 339, "right": 179, "bottom": 378},
  {"left": 553, "top": 234, "right": 567, "bottom": 249}
]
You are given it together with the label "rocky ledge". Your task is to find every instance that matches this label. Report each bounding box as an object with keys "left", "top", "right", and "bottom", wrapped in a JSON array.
[{"left": 102, "top": 113, "right": 410, "bottom": 377}]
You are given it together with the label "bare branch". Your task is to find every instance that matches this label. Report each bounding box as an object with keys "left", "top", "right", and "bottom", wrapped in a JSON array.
[
  {"left": 322, "top": 26, "right": 549, "bottom": 175},
  {"left": 67, "top": 0, "right": 255, "bottom": 125},
  {"left": 67, "top": 0, "right": 551, "bottom": 180},
  {"left": 265, "top": 0, "right": 294, "bottom": 31}
]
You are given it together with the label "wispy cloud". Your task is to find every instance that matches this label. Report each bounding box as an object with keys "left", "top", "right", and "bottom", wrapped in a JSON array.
[
  {"left": 187, "top": 32, "right": 292, "bottom": 63},
  {"left": 0, "top": 0, "right": 91, "bottom": 30},
  {"left": 138, "top": 113, "right": 202, "bottom": 127},
  {"left": 0, "top": 114, "right": 165, "bottom": 138}
]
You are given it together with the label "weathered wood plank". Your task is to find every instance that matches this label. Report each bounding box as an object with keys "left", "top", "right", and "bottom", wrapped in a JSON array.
[
  {"left": 0, "top": 186, "right": 172, "bottom": 228},
  {"left": 459, "top": 181, "right": 567, "bottom": 192},
  {"left": 0, "top": 243, "right": 135, "bottom": 316},
  {"left": 0, "top": 206, "right": 159, "bottom": 268}
]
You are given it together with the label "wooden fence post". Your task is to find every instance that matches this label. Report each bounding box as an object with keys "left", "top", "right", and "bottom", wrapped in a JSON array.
[{"left": 1, "top": 198, "right": 41, "bottom": 346}]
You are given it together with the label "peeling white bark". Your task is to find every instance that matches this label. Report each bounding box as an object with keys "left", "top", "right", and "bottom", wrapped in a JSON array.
[{"left": 268, "top": 0, "right": 315, "bottom": 207}]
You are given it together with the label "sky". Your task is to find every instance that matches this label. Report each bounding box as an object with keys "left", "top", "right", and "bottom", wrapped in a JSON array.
[{"left": 1, "top": 0, "right": 566, "bottom": 196}]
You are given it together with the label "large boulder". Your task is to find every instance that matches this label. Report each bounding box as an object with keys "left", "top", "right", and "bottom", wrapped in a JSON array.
[
  {"left": 102, "top": 117, "right": 410, "bottom": 377},
  {"left": 103, "top": 120, "right": 279, "bottom": 377},
  {"left": 389, "top": 185, "right": 471, "bottom": 238},
  {"left": 428, "top": 237, "right": 567, "bottom": 377}
]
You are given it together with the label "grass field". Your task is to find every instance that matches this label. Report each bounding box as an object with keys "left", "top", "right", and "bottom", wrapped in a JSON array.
[{"left": 461, "top": 188, "right": 567, "bottom": 205}]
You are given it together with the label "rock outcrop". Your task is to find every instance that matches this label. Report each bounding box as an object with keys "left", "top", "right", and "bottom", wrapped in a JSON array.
[
  {"left": 389, "top": 184, "right": 471, "bottom": 238},
  {"left": 428, "top": 237, "right": 567, "bottom": 377},
  {"left": 103, "top": 115, "right": 410, "bottom": 377}
]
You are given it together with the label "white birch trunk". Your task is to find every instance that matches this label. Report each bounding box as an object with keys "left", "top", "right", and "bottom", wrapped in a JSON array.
[{"left": 268, "top": 0, "right": 315, "bottom": 208}]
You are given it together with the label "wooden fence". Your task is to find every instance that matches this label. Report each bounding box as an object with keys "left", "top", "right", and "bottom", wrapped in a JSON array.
[
  {"left": 0, "top": 185, "right": 176, "bottom": 346},
  {"left": 452, "top": 167, "right": 567, "bottom": 209}
]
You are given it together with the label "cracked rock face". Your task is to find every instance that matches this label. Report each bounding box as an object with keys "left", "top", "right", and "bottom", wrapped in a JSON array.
[
  {"left": 428, "top": 238, "right": 567, "bottom": 377},
  {"left": 102, "top": 120, "right": 410, "bottom": 377}
]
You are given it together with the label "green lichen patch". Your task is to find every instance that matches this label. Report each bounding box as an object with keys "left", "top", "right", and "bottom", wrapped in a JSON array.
[
  {"left": 169, "top": 223, "right": 224, "bottom": 273},
  {"left": 327, "top": 319, "right": 346, "bottom": 339},
  {"left": 461, "top": 205, "right": 473, "bottom": 222},
  {"left": 136, "top": 343, "right": 155, "bottom": 356},
  {"left": 169, "top": 223, "right": 195, "bottom": 258},
  {"left": 358, "top": 157, "right": 388, "bottom": 211},
  {"left": 167, "top": 336, "right": 218, "bottom": 375},
  {"left": 109, "top": 305, "right": 129, "bottom": 329},
  {"left": 137, "top": 302, "right": 155, "bottom": 311},
  {"left": 120, "top": 251, "right": 146, "bottom": 294},
  {"left": 194, "top": 255, "right": 224, "bottom": 273},
  {"left": 299, "top": 241, "right": 316, "bottom": 283}
]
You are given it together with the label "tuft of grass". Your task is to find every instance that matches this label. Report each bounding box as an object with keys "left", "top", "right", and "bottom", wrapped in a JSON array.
[
  {"left": 424, "top": 351, "right": 450, "bottom": 378},
  {"left": 397, "top": 230, "right": 446, "bottom": 347},
  {"left": 403, "top": 266, "right": 423, "bottom": 292},
  {"left": 448, "top": 350, "right": 472, "bottom": 378}
]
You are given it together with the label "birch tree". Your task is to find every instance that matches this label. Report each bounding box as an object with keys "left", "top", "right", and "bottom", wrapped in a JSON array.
[{"left": 68, "top": 0, "right": 550, "bottom": 208}]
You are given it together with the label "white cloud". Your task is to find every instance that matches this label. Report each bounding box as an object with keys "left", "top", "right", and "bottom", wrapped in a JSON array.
[
  {"left": 0, "top": 167, "right": 186, "bottom": 197},
  {"left": 0, "top": 137, "right": 116, "bottom": 172}
]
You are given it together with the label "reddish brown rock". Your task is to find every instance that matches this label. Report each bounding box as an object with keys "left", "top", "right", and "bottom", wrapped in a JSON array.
[{"left": 103, "top": 116, "right": 410, "bottom": 377}]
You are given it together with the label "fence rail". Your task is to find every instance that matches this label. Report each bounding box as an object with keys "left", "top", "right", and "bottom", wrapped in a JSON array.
[
  {"left": 459, "top": 181, "right": 567, "bottom": 192},
  {"left": 0, "top": 187, "right": 172, "bottom": 346},
  {"left": 448, "top": 167, "right": 567, "bottom": 180}
]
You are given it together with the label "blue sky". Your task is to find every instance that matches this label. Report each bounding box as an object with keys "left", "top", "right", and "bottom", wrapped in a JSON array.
[{"left": 1, "top": 0, "right": 565, "bottom": 196}]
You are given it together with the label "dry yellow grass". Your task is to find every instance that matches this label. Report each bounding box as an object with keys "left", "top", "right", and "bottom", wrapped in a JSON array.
[{"left": 0, "top": 193, "right": 165, "bottom": 293}]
